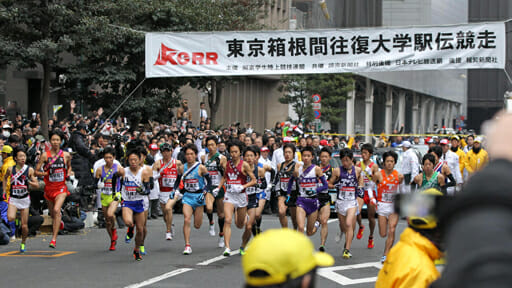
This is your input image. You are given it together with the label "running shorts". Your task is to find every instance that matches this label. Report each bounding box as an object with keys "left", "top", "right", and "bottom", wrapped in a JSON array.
[
  {"left": 100, "top": 193, "right": 119, "bottom": 207},
  {"left": 44, "top": 185, "right": 70, "bottom": 203},
  {"left": 159, "top": 192, "right": 171, "bottom": 205},
  {"left": 182, "top": 192, "right": 205, "bottom": 210},
  {"left": 335, "top": 199, "right": 358, "bottom": 216},
  {"left": 122, "top": 200, "right": 144, "bottom": 214},
  {"left": 247, "top": 194, "right": 259, "bottom": 209},
  {"left": 296, "top": 197, "right": 319, "bottom": 216},
  {"left": 377, "top": 202, "right": 394, "bottom": 218},
  {"left": 317, "top": 193, "right": 331, "bottom": 208},
  {"left": 9, "top": 196, "right": 30, "bottom": 210},
  {"left": 224, "top": 191, "right": 248, "bottom": 209}
]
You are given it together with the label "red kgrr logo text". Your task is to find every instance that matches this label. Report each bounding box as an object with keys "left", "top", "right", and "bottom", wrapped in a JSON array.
[{"left": 154, "top": 44, "right": 218, "bottom": 66}]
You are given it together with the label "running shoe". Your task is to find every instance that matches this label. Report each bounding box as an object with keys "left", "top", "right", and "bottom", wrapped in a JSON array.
[
  {"left": 218, "top": 236, "right": 225, "bottom": 248},
  {"left": 140, "top": 245, "right": 146, "bottom": 255},
  {"left": 342, "top": 249, "right": 352, "bottom": 259},
  {"left": 49, "top": 240, "right": 56, "bottom": 249},
  {"left": 166, "top": 232, "right": 173, "bottom": 240},
  {"left": 223, "top": 248, "right": 231, "bottom": 256},
  {"left": 125, "top": 227, "right": 134, "bottom": 243},
  {"left": 356, "top": 225, "right": 364, "bottom": 239},
  {"left": 133, "top": 250, "right": 142, "bottom": 261},
  {"left": 112, "top": 229, "right": 118, "bottom": 241},
  {"left": 319, "top": 245, "right": 325, "bottom": 252},
  {"left": 183, "top": 245, "right": 192, "bottom": 255},
  {"left": 368, "top": 237, "right": 374, "bottom": 249},
  {"left": 239, "top": 247, "right": 246, "bottom": 256},
  {"left": 256, "top": 227, "right": 262, "bottom": 235},
  {"left": 209, "top": 224, "right": 216, "bottom": 237},
  {"left": 381, "top": 255, "right": 386, "bottom": 264},
  {"left": 335, "top": 231, "right": 342, "bottom": 243},
  {"left": 109, "top": 240, "right": 116, "bottom": 251},
  {"left": 20, "top": 243, "right": 25, "bottom": 253},
  {"left": 314, "top": 221, "right": 320, "bottom": 229}
]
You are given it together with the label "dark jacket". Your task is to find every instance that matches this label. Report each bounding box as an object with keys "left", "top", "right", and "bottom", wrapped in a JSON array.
[
  {"left": 432, "top": 159, "right": 512, "bottom": 288},
  {"left": 69, "top": 130, "right": 94, "bottom": 187}
]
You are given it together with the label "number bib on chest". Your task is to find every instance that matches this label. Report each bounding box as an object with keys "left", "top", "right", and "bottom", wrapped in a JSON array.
[
  {"left": 11, "top": 185, "right": 28, "bottom": 197},
  {"left": 184, "top": 179, "right": 199, "bottom": 191},
  {"left": 49, "top": 168, "right": 65, "bottom": 182},
  {"left": 338, "top": 186, "right": 355, "bottom": 200}
]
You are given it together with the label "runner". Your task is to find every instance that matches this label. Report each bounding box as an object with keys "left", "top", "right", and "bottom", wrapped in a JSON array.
[
  {"left": 329, "top": 148, "right": 364, "bottom": 259},
  {"left": 35, "top": 130, "right": 73, "bottom": 249},
  {"left": 120, "top": 149, "right": 152, "bottom": 261},
  {"left": 200, "top": 136, "right": 227, "bottom": 247},
  {"left": 139, "top": 148, "right": 153, "bottom": 256},
  {"left": 240, "top": 145, "right": 272, "bottom": 255},
  {"left": 4, "top": 147, "right": 39, "bottom": 252},
  {"left": 373, "top": 150, "right": 404, "bottom": 263},
  {"left": 429, "top": 146, "right": 457, "bottom": 194},
  {"left": 273, "top": 143, "right": 299, "bottom": 229},
  {"left": 289, "top": 146, "right": 327, "bottom": 237},
  {"left": 94, "top": 147, "right": 124, "bottom": 251},
  {"left": 215, "top": 139, "right": 256, "bottom": 256},
  {"left": 414, "top": 154, "right": 446, "bottom": 191},
  {"left": 439, "top": 139, "right": 463, "bottom": 195},
  {"left": 253, "top": 146, "right": 274, "bottom": 236},
  {"left": 355, "top": 143, "right": 379, "bottom": 249},
  {"left": 317, "top": 147, "right": 335, "bottom": 252},
  {"left": 179, "top": 143, "right": 211, "bottom": 255},
  {"left": 153, "top": 143, "right": 182, "bottom": 241}
]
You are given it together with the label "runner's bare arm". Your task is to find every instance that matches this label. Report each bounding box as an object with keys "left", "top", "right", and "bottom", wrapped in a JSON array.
[
  {"left": 34, "top": 152, "right": 48, "bottom": 177},
  {"left": 242, "top": 162, "right": 257, "bottom": 189},
  {"left": 328, "top": 167, "right": 340, "bottom": 188},
  {"left": 356, "top": 166, "right": 364, "bottom": 187},
  {"left": 413, "top": 173, "right": 422, "bottom": 185},
  {"left": 28, "top": 167, "right": 39, "bottom": 189},
  {"left": 438, "top": 173, "right": 445, "bottom": 187},
  {"left": 65, "top": 152, "right": 74, "bottom": 176}
]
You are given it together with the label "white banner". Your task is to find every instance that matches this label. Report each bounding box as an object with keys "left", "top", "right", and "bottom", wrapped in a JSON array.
[{"left": 145, "top": 22, "right": 506, "bottom": 78}]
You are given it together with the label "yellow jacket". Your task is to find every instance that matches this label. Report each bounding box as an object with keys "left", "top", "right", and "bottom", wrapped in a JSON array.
[
  {"left": 1, "top": 156, "right": 16, "bottom": 202},
  {"left": 454, "top": 148, "right": 468, "bottom": 176},
  {"left": 376, "top": 228, "right": 441, "bottom": 288},
  {"left": 466, "top": 148, "right": 489, "bottom": 174}
]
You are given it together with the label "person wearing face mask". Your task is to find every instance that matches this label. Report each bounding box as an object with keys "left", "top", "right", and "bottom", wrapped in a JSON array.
[{"left": 466, "top": 136, "right": 488, "bottom": 176}]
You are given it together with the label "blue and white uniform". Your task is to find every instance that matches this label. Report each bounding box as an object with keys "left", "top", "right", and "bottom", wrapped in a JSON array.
[
  {"left": 122, "top": 167, "right": 145, "bottom": 214},
  {"left": 182, "top": 162, "right": 206, "bottom": 210}
]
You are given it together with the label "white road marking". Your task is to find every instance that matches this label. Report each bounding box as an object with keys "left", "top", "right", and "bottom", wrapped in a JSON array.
[
  {"left": 318, "top": 262, "right": 383, "bottom": 285},
  {"left": 196, "top": 250, "right": 240, "bottom": 266},
  {"left": 124, "top": 268, "right": 194, "bottom": 288}
]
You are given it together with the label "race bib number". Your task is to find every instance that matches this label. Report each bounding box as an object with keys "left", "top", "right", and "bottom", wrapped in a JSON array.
[
  {"left": 12, "top": 185, "right": 28, "bottom": 197},
  {"left": 382, "top": 192, "right": 395, "bottom": 203},
  {"left": 245, "top": 186, "right": 257, "bottom": 194},
  {"left": 125, "top": 186, "right": 137, "bottom": 200},
  {"left": 209, "top": 171, "right": 220, "bottom": 185},
  {"left": 300, "top": 182, "right": 317, "bottom": 197},
  {"left": 184, "top": 179, "right": 199, "bottom": 191},
  {"left": 280, "top": 177, "right": 290, "bottom": 191},
  {"left": 49, "top": 168, "right": 64, "bottom": 182},
  {"left": 339, "top": 186, "right": 355, "bottom": 200},
  {"left": 162, "top": 176, "right": 176, "bottom": 188}
]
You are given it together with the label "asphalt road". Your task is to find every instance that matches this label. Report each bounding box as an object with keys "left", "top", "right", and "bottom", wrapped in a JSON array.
[{"left": 0, "top": 214, "right": 408, "bottom": 288}]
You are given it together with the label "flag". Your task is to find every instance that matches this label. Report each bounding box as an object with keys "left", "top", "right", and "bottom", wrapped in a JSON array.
[{"left": 53, "top": 105, "right": 63, "bottom": 115}]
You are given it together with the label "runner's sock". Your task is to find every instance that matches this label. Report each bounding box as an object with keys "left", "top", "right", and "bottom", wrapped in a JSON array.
[
  {"left": 256, "top": 217, "right": 262, "bottom": 228},
  {"left": 207, "top": 212, "right": 213, "bottom": 224},
  {"left": 218, "top": 217, "right": 225, "bottom": 234}
]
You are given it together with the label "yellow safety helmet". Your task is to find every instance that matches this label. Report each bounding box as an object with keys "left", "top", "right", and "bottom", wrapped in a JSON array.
[
  {"left": 407, "top": 188, "right": 443, "bottom": 230},
  {"left": 242, "top": 229, "right": 334, "bottom": 287}
]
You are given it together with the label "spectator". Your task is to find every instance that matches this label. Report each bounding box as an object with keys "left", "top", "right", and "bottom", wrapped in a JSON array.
[{"left": 69, "top": 123, "right": 95, "bottom": 188}]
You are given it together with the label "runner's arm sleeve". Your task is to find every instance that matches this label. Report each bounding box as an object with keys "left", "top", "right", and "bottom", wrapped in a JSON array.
[
  {"left": 203, "top": 173, "right": 212, "bottom": 192},
  {"left": 174, "top": 174, "right": 182, "bottom": 190},
  {"left": 149, "top": 177, "right": 154, "bottom": 190},
  {"left": 316, "top": 175, "right": 328, "bottom": 193},
  {"left": 445, "top": 173, "right": 456, "bottom": 188},
  {"left": 259, "top": 177, "right": 267, "bottom": 190},
  {"left": 143, "top": 181, "right": 151, "bottom": 195},
  {"left": 269, "top": 168, "right": 276, "bottom": 183},
  {"left": 286, "top": 176, "right": 295, "bottom": 196},
  {"left": 367, "top": 182, "right": 375, "bottom": 198}
]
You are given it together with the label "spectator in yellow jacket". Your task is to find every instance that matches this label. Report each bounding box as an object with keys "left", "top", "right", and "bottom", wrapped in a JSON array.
[
  {"left": 466, "top": 137, "right": 488, "bottom": 175},
  {"left": 1, "top": 145, "right": 15, "bottom": 202},
  {"left": 376, "top": 189, "right": 444, "bottom": 288}
]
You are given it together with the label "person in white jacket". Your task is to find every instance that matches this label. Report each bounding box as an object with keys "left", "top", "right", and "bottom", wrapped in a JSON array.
[
  {"left": 399, "top": 141, "right": 419, "bottom": 193},
  {"left": 440, "top": 139, "right": 463, "bottom": 195}
]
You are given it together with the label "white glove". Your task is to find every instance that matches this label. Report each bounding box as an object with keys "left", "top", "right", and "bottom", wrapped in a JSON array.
[
  {"left": 212, "top": 188, "right": 220, "bottom": 197},
  {"left": 175, "top": 191, "right": 183, "bottom": 201},
  {"left": 370, "top": 197, "right": 377, "bottom": 206},
  {"left": 70, "top": 175, "right": 79, "bottom": 190},
  {"left": 97, "top": 179, "right": 105, "bottom": 189},
  {"left": 233, "top": 184, "right": 244, "bottom": 193}
]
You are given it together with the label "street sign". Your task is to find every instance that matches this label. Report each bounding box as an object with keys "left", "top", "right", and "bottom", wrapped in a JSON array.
[
  {"left": 312, "top": 103, "right": 321, "bottom": 110},
  {"left": 314, "top": 110, "right": 321, "bottom": 119},
  {"left": 312, "top": 94, "right": 321, "bottom": 103}
]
